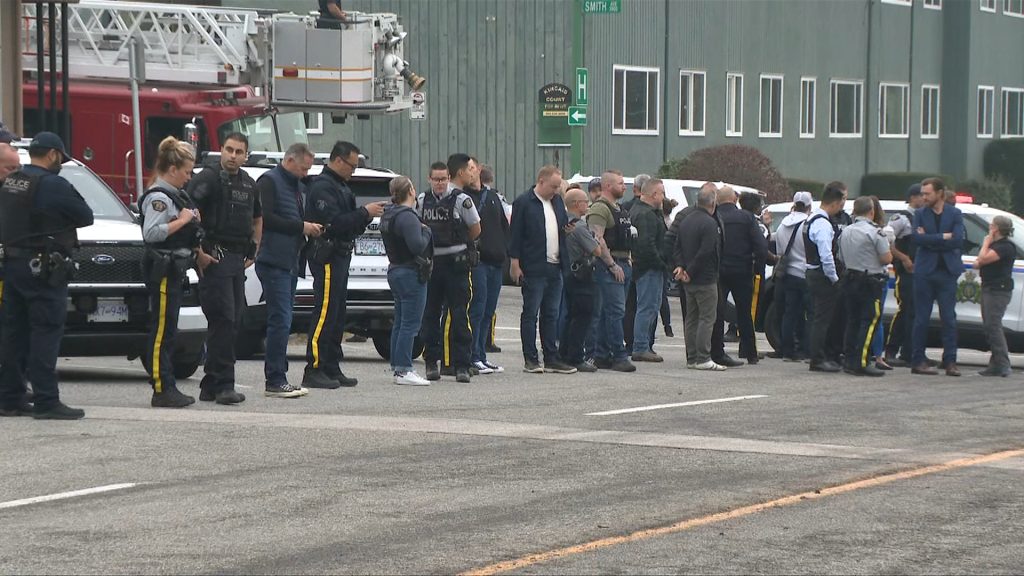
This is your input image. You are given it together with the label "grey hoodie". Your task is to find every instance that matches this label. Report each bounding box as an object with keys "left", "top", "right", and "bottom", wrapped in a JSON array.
[{"left": 774, "top": 211, "right": 810, "bottom": 279}]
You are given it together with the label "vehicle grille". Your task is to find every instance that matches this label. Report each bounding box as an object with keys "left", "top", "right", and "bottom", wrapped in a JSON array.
[{"left": 74, "top": 244, "right": 146, "bottom": 283}]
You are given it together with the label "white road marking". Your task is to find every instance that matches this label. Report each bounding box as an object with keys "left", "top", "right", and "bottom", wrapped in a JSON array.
[
  {"left": 586, "top": 395, "right": 768, "bottom": 416},
  {"left": 495, "top": 326, "right": 520, "bottom": 331},
  {"left": 0, "top": 483, "right": 139, "bottom": 510}
]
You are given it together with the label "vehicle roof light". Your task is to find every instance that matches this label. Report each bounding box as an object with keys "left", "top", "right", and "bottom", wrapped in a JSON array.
[{"left": 955, "top": 192, "right": 975, "bottom": 204}]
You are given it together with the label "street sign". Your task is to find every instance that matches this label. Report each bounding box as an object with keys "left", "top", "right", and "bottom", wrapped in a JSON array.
[
  {"left": 568, "top": 106, "right": 587, "bottom": 126},
  {"left": 576, "top": 67, "right": 588, "bottom": 106},
  {"left": 583, "top": 0, "right": 622, "bottom": 14}
]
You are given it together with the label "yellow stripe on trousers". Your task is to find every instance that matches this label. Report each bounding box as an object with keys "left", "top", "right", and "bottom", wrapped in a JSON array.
[
  {"left": 443, "top": 309, "right": 452, "bottom": 367},
  {"left": 490, "top": 312, "right": 497, "bottom": 343},
  {"left": 886, "top": 275, "right": 902, "bottom": 348},
  {"left": 861, "top": 298, "right": 882, "bottom": 368},
  {"left": 311, "top": 263, "right": 332, "bottom": 369},
  {"left": 0, "top": 279, "right": 4, "bottom": 307},
  {"left": 750, "top": 274, "right": 762, "bottom": 323},
  {"left": 466, "top": 269, "right": 474, "bottom": 334},
  {"left": 152, "top": 276, "right": 168, "bottom": 393}
]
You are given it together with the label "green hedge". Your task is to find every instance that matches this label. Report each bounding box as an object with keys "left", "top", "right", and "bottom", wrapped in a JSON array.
[
  {"left": 860, "top": 172, "right": 956, "bottom": 201},
  {"left": 983, "top": 140, "right": 1024, "bottom": 214},
  {"left": 786, "top": 178, "right": 825, "bottom": 197},
  {"left": 957, "top": 177, "right": 1013, "bottom": 212}
]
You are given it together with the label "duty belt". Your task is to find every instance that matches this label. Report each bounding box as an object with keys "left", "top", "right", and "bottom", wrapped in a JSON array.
[
  {"left": 2, "top": 246, "right": 44, "bottom": 259},
  {"left": 845, "top": 269, "right": 887, "bottom": 280}
]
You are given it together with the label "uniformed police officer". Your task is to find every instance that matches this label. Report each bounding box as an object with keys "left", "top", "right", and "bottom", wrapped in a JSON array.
[
  {"left": 837, "top": 196, "right": 893, "bottom": 377},
  {"left": 417, "top": 155, "right": 481, "bottom": 383},
  {"left": 884, "top": 184, "right": 926, "bottom": 367},
  {"left": 302, "top": 141, "right": 386, "bottom": 389},
  {"left": 0, "top": 142, "right": 22, "bottom": 366},
  {"left": 187, "top": 132, "right": 261, "bottom": 405},
  {"left": 0, "top": 132, "right": 93, "bottom": 419},
  {"left": 141, "top": 137, "right": 203, "bottom": 408}
]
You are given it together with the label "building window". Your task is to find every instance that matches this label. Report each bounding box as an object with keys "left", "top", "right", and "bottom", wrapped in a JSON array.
[
  {"left": 978, "top": 86, "right": 995, "bottom": 138},
  {"left": 830, "top": 80, "right": 863, "bottom": 138},
  {"left": 800, "top": 77, "right": 816, "bottom": 138},
  {"left": 880, "top": 0, "right": 911, "bottom": 4},
  {"left": 759, "top": 74, "right": 783, "bottom": 138},
  {"left": 924, "top": 0, "right": 942, "bottom": 9},
  {"left": 613, "top": 65, "right": 660, "bottom": 136},
  {"left": 677, "top": 69, "right": 705, "bottom": 136},
  {"left": 1006, "top": 0, "right": 1024, "bottom": 16},
  {"left": 921, "top": 85, "right": 940, "bottom": 139},
  {"left": 879, "top": 82, "right": 910, "bottom": 138},
  {"left": 726, "top": 73, "right": 743, "bottom": 137},
  {"left": 304, "top": 112, "right": 324, "bottom": 135},
  {"left": 1002, "top": 88, "right": 1024, "bottom": 137},
  {"left": 981, "top": 0, "right": 997, "bottom": 12}
]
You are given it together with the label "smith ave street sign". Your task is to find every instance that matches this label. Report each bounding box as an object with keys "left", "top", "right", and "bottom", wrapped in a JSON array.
[{"left": 583, "top": 0, "right": 622, "bottom": 14}]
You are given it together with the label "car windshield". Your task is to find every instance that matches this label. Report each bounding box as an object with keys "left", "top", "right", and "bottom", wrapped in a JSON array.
[
  {"left": 216, "top": 111, "right": 309, "bottom": 152},
  {"left": 60, "top": 164, "right": 134, "bottom": 221}
]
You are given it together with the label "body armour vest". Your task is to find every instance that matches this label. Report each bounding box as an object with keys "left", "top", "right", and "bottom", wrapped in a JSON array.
[
  {"left": 803, "top": 213, "right": 839, "bottom": 268},
  {"left": 140, "top": 185, "right": 202, "bottom": 251},
  {"left": 0, "top": 170, "right": 77, "bottom": 253},
  {"left": 420, "top": 191, "right": 466, "bottom": 248},
  {"left": 597, "top": 198, "right": 633, "bottom": 253},
  {"left": 381, "top": 204, "right": 419, "bottom": 266},
  {"left": 200, "top": 167, "right": 255, "bottom": 246}
]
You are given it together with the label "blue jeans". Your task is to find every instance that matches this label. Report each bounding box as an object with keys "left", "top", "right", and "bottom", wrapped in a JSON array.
[
  {"left": 912, "top": 270, "right": 958, "bottom": 366},
  {"left": 469, "top": 262, "right": 503, "bottom": 363},
  {"left": 388, "top": 266, "right": 428, "bottom": 373},
  {"left": 780, "top": 274, "right": 809, "bottom": 358},
  {"left": 632, "top": 269, "right": 663, "bottom": 354},
  {"left": 870, "top": 284, "right": 889, "bottom": 358},
  {"left": 594, "top": 259, "right": 632, "bottom": 362},
  {"left": 520, "top": 264, "right": 564, "bottom": 364},
  {"left": 256, "top": 262, "right": 297, "bottom": 386}
]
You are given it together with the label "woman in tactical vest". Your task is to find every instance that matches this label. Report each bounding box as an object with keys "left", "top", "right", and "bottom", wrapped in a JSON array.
[
  {"left": 380, "top": 176, "right": 433, "bottom": 386},
  {"left": 140, "top": 137, "right": 202, "bottom": 408}
]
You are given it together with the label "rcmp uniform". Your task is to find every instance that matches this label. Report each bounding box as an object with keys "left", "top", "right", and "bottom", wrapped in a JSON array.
[
  {"left": 187, "top": 165, "right": 260, "bottom": 402},
  {"left": 141, "top": 178, "right": 203, "bottom": 405},
  {"left": 837, "top": 216, "right": 891, "bottom": 375},
  {"left": 885, "top": 211, "right": 916, "bottom": 363},
  {"left": 0, "top": 133, "right": 94, "bottom": 418},
  {"left": 416, "top": 185, "right": 480, "bottom": 378}
]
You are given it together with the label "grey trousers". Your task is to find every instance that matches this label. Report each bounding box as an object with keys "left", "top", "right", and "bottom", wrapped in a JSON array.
[
  {"left": 981, "top": 286, "right": 1012, "bottom": 369},
  {"left": 684, "top": 282, "right": 719, "bottom": 365}
]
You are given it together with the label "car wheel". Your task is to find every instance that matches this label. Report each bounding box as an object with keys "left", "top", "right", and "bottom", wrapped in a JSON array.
[
  {"left": 173, "top": 357, "right": 201, "bottom": 380},
  {"left": 764, "top": 300, "right": 781, "bottom": 352},
  {"left": 372, "top": 334, "right": 424, "bottom": 360}
]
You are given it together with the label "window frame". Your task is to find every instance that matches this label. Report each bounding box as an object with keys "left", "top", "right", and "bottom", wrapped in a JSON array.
[
  {"left": 981, "top": 0, "right": 997, "bottom": 11},
  {"left": 725, "top": 72, "right": 743, "bottom": 137},
  {"left": 920, "top": 84, "right": 940, "bottom": 139},
  {"left": 878, "top": 82, "right": 911, "bottom": 139},
  {"left": 677, "top": 69, "right": 706, "bottom": 137},
  {"left": 880, "top": 0, "right": 912, "bottom": 5},
  {"left": 924, "top": 0, "right": 942, "bottom": 9},
  {"left": 612, "top": 64, "right": 662, "bottom": 136},
  {"left": 978, "top": 85, "right": 996, "bottom": 139},
  {"left": 304, "top": 112, "right": 324, "bottom": 135},
  {"left": 1001, "top": 87, "right": 1024, "bottom": 138},
  {"left": 1005, "top": 0, "right": 1024, "bottom": 17},
  {"left": 829, "top": 79, "right": 864, "bottom": 139},
  {"left": 758, "top": 74, "right": 784, "bottom": 138},
  {"left": 799, "top": 76, "right": 817, "bottom": 139}
]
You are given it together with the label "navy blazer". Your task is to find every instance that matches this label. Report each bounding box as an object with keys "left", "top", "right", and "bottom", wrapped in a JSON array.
[
  {"left": 508, "top": 187, "right": 570, "bottom": 277},
  {"left": 910, "top": 204, "right": 965, "bottom": 276}
]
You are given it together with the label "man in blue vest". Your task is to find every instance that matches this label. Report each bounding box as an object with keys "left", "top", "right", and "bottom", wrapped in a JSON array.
[{"left": 255, "top": 143, "right": 324, "bottom": 398}]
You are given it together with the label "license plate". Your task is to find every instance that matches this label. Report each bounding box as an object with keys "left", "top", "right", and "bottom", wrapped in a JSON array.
[
  {"left": 88, "top": 300, "right": 130, "bottom": 323},
  {"left": 355, "top": 237, "right": 385, "bottom": 256}
]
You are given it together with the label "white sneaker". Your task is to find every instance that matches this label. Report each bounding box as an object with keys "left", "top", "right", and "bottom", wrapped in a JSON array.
[
  {"left": 394, "top": 371, "right": 431, "bottom": 386},
  {"left": 482, "top": 360, "right": 505, "bottom": 373},
  {"left": 472, "top": 361, "right": 495, "bottom": 375},
  {"left": 693, "top": 360, "right": 726, "bottom": 371}
]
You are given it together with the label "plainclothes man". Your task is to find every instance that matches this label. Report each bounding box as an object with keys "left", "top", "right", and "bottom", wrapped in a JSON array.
[
  {"left": 804, "top": 182, "right": 847, "bottom": 374},
  {"left": 773, "top": 191, "right": 813, "bottom": 362},
  {"left": 674, "top": 183, "right": 724, "bottom": 371},
  {"left": 628, "top": 178, "right": 667, "bottom": 363}
]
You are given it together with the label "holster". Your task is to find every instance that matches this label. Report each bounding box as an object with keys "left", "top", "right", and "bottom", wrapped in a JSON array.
[
  {"left": 570, "top": 258, "right": 595, "bottom": 283},
  {"left": 415, "top": 255, "right": 433, "bottom": 284},
  {"left": 44, "top": 251, "right": 76, "bottom": 288},
  {"left": 308, "top": 237, "right": 337, "bottom": 265},
  {"left": 143, "top": 248, "right": 172, "bottom": 283}
]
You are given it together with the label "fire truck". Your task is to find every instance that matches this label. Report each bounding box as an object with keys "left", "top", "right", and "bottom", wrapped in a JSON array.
[{"left": 20, "top": 0, "right": 424, "bottom": 203}]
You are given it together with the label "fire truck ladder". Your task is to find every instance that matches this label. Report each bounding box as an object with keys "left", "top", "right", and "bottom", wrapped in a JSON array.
[{"left": 22, "top": 0, "right": 265, "bottom": 86}]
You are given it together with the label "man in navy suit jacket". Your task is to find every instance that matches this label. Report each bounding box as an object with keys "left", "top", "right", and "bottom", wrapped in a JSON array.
[{"left": 910, "top": 177, "right": 964, "bottom": 376}]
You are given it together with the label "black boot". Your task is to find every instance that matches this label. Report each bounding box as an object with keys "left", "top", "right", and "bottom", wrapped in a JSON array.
[
  {"left": 215, "top": 389, "right": 246, "bottom": 405},
  {"left": 151, "top": 387, "right": 196, "bottom": 409},
  {"left": 33, "top": 402, "right": 85, "bottom": 420},
  {"left": 302, "top": 368, "right": 342, "bottom": 389}
]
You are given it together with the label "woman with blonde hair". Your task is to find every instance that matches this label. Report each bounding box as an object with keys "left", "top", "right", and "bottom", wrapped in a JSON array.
[
  {"left": 869, "top": 196, "right": 897, "bottom": 370},
  {"left": 975, "top": 215, "right": 1016, "bottom": 376},
  {"left": 140, "top": 136, "right": 204, "bottom": 407}
]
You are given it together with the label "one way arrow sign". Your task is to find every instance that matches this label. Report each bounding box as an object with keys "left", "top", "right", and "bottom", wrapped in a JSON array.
[{"left": 568, "top": 105, "right": 587, "bottom": 126}]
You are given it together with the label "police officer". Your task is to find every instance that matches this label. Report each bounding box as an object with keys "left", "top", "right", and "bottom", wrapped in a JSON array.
[
  {"left": 141, "top": 137, "right": 203, "bottom": 408},
  {"left": 417, "top": 154, "right": 481, "bottom": 383},
  {"left": 837, "top": 197, "right": 893, "bottom": 377},
  {"left": 883, "top": 184, "right": 925, "bottom": 367},
  {"left": 187, "top": 132, "right": 261, "bottom": 405},
  {"left": 302, "top": 141, "right": 386, "bottom": 389},
  {"left": 805, "top": 182, "right": 847, "bottom": 373},
  {"left": 0, "top": 132, "right": 93, "bottom": 419}
]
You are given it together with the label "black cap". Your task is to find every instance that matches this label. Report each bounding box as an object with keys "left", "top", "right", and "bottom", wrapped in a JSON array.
[
  {"left": 29, "top": 131, "right": 70, "bottom": 163},
  {"left": 907, "top": 183, "right": 922, "bottom": 199},
  {"left": 0, "top": 121, "right": 16, "bottom": 144},
  {"left": 588, "top": 177, "right": 602, "bottom": 191}
]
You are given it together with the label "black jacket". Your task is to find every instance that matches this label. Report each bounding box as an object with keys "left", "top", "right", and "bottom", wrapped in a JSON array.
[
  {"left": 674, "top": 207, "right": 722, "bottom": 285},
  {"left": 306, "top": 167, "right": 371, "bottom": 243},
  {"left": 716, "top": 203, "right": 770, "bottom": 276},
  {"left": 628, "top": 200, "right": 666, "bottom": 275},
  {"left": 466, "top": 185, "right": 509, "bottom": 265}
]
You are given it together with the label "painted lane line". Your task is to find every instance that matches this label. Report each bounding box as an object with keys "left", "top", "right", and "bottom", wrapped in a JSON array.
[
  {"left": 460, "top": 447, "right": 1024, "bottom": 576},
  {"left": 586, "top": 395, "right": 768, "bottom": 416},
  {"left": 0, "top": 483, "right": 139, "bottom": 511}
]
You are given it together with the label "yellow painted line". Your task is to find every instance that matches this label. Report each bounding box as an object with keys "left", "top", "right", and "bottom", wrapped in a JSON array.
[{"left": 461, "top": 447, "right": 1024, "bottom": 576}]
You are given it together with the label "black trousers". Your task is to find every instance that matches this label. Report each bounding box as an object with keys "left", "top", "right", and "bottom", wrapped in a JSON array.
[
  {"left": 806, "top": 268, "right": 839, "bottom": 364},
  {"left": 0, "top": 258, "right": 67, "bottom": 411},
  {"left": 199, "top": 252, "right": 246, "bottom": 393},
  {"left": 885, "top": 271, "right": 915, "bottom": 361},
  {"left": 421, "top": 255, "right": 472, "bottom": 369},
  {"left": 717, "top": 272, "right": 757, "bottom": 359},
  {"left": 843, "top": 273, "right": 886, "bottom": 369},
  {"left": 146, "top": 266, "right": 185, "bottom": 393},
  {"left": 559, "top": 275, "right": 595, "bottom": 365},
  {"left": 305, "top": 254, "right": 352, "bottom": 375},
  {"left": 623, "top": 278, "right": 637, "bottom": 352}
]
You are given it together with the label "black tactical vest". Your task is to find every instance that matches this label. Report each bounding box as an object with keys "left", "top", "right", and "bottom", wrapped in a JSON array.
[
  {"left": 420, "top": 191, "right": 466, "bottom": 248},
  {"left": 201, "top": 167, "right": 255, "bottom": 246},
  {"left": 0, "top": 170, "right": 78, "bottom": 253},
  {"left": 597, "top": 198, "right": 632, "bottom": 253},
  {"left": 140, "top": 185, "right": 202, "bottom": 251},
  {"left": 381, "top": 204, "right": 418, "bottom": 266},
  {"left": 803, "top": 213, "right": 839, "bottom": 267}
]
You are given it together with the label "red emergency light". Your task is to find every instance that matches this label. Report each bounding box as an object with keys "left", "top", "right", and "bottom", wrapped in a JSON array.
[{"left": 954, "top": 192, "right": 975, "bottom": 204}]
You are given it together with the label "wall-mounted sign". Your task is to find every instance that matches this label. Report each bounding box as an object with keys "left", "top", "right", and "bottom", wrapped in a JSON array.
[{"left": 538, "top": 82, "right": 572, "bottom": 147}]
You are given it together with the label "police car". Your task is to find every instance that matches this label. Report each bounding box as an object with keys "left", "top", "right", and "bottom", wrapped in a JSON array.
[
  {"left": 5, "top": 142, "right": 207, "bottom": 378},
  {"left": 762, "top": 197, "right": 1024, "bottom": 353},
  {"left": 201, "top": 153, "right": 408, "bottom": 360}
]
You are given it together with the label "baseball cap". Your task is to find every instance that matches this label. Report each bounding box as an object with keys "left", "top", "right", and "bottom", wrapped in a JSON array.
[
  {"left": 29, "top": 131, "right": 70, "bottom": 163},
  {"left": 906, "top": 183, "right": 923, "bottom": 199},
  {"left": 588, "top": 178, "right": 602, "bottom": 191},
  {"left": 792, "top": 191, "right": 813, "bottom": 206}
]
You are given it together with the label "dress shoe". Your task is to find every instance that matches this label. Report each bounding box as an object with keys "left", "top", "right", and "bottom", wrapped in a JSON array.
[
  {"left": 215, "top": 390, "right": 246, "bottom": 405},
  {"left": 425, "top": 364, "right": 440, "bottom": 381},
  {"left": 0, "top": 399, "right": 33, "bottom": 417},
  {"left": 844, "top": 365, "right": 885, "bottom": 377},
  {"left": 911, "top": 364, "right": 939, "bottom": 375},
  {"left": 33, "top": 402, "right": 85, "bottom": 420},
  {"left": 332, "top": 372, "right": 358, "bottom": 387},
  {"left": 302, "top": 368, "right": 342, "bottom": 389},
  {"left": 979, "top": 366, "right": 1012, "bottom": 377},
  {"left": 151, "top": 387, "right": 196, "bottom": 408},
  {"left": 713, "top": 355, "right": 744, "bottom": 368},
  {"left": 809, "top": 360, "right": 841, "bottom": 373},
  {"left": 945, "top": 364, "right": 961, "bottom": 377}
]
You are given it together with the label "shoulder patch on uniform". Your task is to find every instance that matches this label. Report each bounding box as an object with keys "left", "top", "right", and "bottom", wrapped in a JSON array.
[
  {"left": 151, "top": 199, "right": 167, "bottom": 212},
  {"left": 317, "top": 199, "right": 328, "bottom": 210},
  {"left": 463, "top": 198, "right": 473, "bottom": 209}
]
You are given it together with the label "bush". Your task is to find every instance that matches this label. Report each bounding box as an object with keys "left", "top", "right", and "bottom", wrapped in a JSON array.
[
  {"left": 860, "top": 172, "right": 956, "bottom": 201},
  {"left": 957, "top": 177, "right": 1013, "bottom": 212},
  {"left": 657, "top": 145, "right": 791, "bottom": 203},
  {"left": 786, "top": 178, "right": 825, "bottom": 197},
  {"left": 983, "top": 139, "right": 1024, "bottom": 213}
]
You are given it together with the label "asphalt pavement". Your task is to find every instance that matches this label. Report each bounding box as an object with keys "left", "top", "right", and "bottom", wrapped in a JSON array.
[{"left": 1, "top": 286, "right": 1023, "bottom": 575}]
